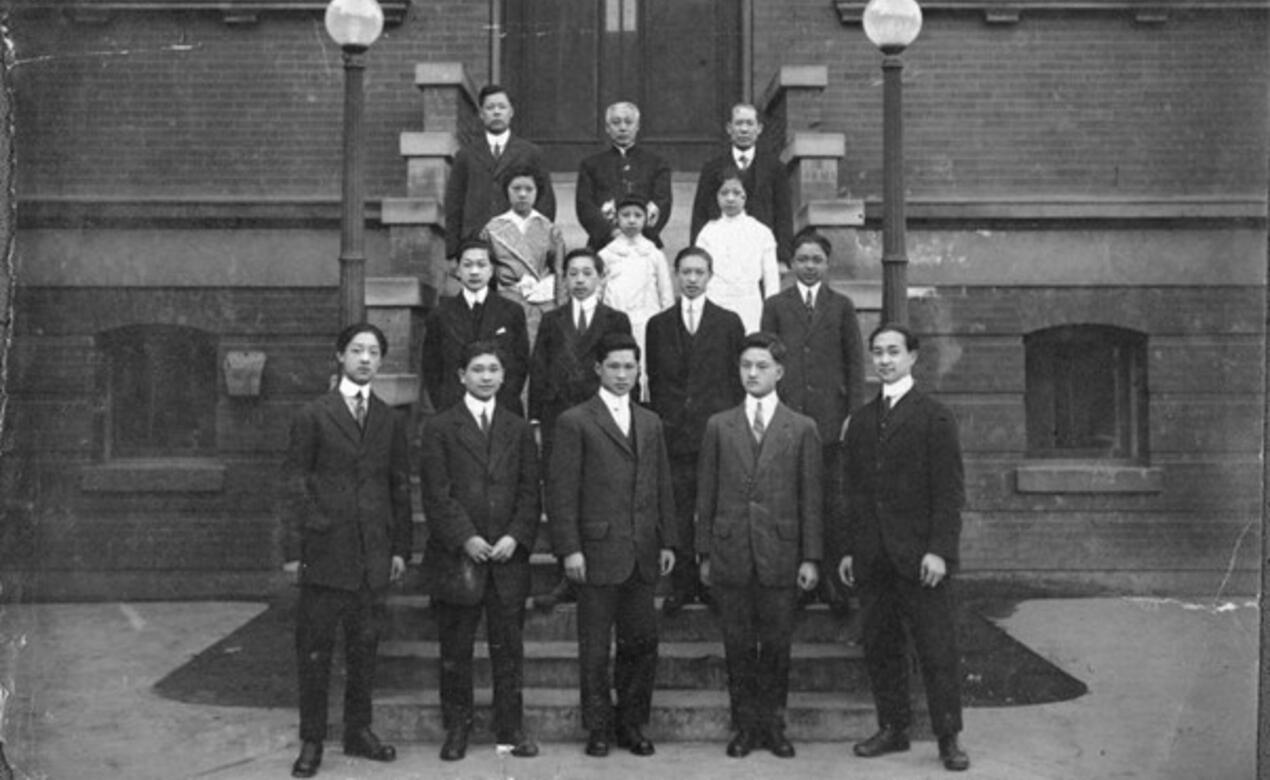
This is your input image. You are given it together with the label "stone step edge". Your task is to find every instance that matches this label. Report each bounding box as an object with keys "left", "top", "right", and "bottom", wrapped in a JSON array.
[
  {"left": 386, "top": 593, "right": 847, "bottom": 615},
  {"left": 376, "top": 687, "right": 874, "bottom": 709},
  {"left": 380, "top": 639, "right": 862, "bottom": 661}
]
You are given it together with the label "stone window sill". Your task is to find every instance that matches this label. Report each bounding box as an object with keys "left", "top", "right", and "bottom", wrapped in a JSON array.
[
  {"left": 1014, "top": 461, "right": 1163, "bottom": 494},
  {"left": 81, "top": 459, "right": 226, "bottom": 493}
]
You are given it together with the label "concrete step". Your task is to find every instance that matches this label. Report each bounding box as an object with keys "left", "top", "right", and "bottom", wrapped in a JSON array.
[
  {"left": 370, "top": 687, "right": 903, "bottom": 743},
  {"left": 384, "top": 597, "right": 860, "bottom": 644},
  {"left": 376, "top": 638, "right": 868, "bottom": 692}
]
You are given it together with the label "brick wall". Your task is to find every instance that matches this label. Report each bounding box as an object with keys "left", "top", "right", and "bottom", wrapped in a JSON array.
[{"left": 752, "top": 3, "right": 1268, "bottom": 199}]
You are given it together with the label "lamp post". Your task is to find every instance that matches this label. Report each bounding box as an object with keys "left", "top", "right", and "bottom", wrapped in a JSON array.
[
  {"left": 863, "top": 0, "right": 922, "bottom": 325},
  {"left": 325, "top": 0, "right": 384, "bottom": 326}
]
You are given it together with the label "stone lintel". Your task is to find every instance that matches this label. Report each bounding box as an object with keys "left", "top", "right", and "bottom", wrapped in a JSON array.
[
  {"left": 399, "top": 131, "right": 460, "bottom": 159},
  {"left": 366, "top": 276, "right": 424, "bottom": 308},
  {"left": 414, "top": 62, "right": 477, "bottom": 107},
  {"left": 759, "top": 65, "right": 829, "bottom": 115},
  {"left": 781, "top": 132, "right": 847, "bottom": 165},
  {"left": 373, "top": 374, "right": 420, "bottom": 407},
  {"left": 799, "top": 199, "right": 865, "bottom": 229},
  {"left": 381, "top": 197, "right": 441, "bottom": 226},
  {"left": 1015, "top": 462, "right": 1165, "bottom": 493}
]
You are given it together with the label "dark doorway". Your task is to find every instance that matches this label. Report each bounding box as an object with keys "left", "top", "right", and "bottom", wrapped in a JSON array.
[{"left": 502, "top": 0, "right": 742, "bottom": 172}]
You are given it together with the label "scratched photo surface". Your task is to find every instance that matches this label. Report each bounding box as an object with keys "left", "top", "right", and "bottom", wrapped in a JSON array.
[{"left": 0, "top": 3, "right": 1263, "bottom": 779}]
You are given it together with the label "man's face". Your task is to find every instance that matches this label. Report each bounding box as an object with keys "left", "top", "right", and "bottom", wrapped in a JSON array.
[
  {"left": 676, "top": 254, "right": 711, "bottom": 300},
  {"left": 726, "top": 106, "right": 762, "bottom": 149},
  {"left": 871, "top": 329, "right": 918, "bottom": 386},
  {"left": 739, "top": 346, "right": 783, "bottom": 398},
  {"left": 616, "top": 204, "right": 646, "bottom": 236},
  {"left": 480, "top": 91, "right": 514, "bottom": 134},
  {"left": 717, "top": 178, "right": 746, "bottom": 218},
  {"left": 566, "top": 256, "right": 601, "bottom": 300},
  {"left": 507, "top": 175, "right": 537, "bottom": 216},
  {"left": 595, "top": 348, "right": 640, "bottom": 397},
  {"left": 457, "top": 248, "right": 494, "bottom": 292},
  {"left": 338, "top": 331, "right": 382, "bottom": 386},
  {"left": 605, "top": 106, "right": 640, "bottom": 147},
  {"left": 791, "top": 241, "right": 829, "bottom": 287},
  {"left": 459, "top": 352, "right": 504, "bottom": 401}
]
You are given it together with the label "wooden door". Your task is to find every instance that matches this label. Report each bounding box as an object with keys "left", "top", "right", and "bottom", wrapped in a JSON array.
[{"left": 502, "top": 0, "right": 742, "bottom": 172}]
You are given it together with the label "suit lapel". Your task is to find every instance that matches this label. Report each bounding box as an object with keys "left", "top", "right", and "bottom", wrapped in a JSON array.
[
  {"left": 723, "top": 406, "right": 758, "bottom": 470},
  {"left": 322, "top": 391, "right": 365, "bottom": 447},
  {"left": 451, "top": 406, "right": 489, "bottom": 463},
  {"left": 486, "top": 406, "right": 518, "bottom": 474},
  {"left": 588, "top": 396, "right": 634, "bottom": 457},
  {"left": 879, "top": 391, "right": 919, "bottom": 443},
  {"left": 755, "top": 404, "right": 793, "bottom": 472}
]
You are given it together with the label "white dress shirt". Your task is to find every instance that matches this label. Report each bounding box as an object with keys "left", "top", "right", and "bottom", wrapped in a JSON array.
[
  {"left": 463, "top": 393, "right": 496, "bottom": 431},
  {"left": 338, "top": 376, "right": 371, "bottom": 419},
  {"left": 598, "top": 386, "right": 631, "bottom": 436}
]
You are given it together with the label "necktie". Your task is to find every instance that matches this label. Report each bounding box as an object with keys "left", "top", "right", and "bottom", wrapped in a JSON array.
[
  {"left": 752, "top": 400, "right": 765, "bottom": 443},
  {"left": 471, "top": 300, "right": 483, "bottom": 329},
  {"left": 354, "top": 393, "right": 367, "bottom": 431},
  {"left": 738, "top": 152, "right": 750, "bottom": 170},
  {"left": 479, "top": 408, "right": 490, "bottom": 436},
  {"left": 491, "top": 142, "right": 502, "bottom": 159},
  {"left": 805, "top": 289, "right": 815, "bottom": 313},
  {"left": 686, "top": 302, "right": 697, "bottom": 335},
  {"left": 577, "top": 306, "right": 588, "bottom": 334}
]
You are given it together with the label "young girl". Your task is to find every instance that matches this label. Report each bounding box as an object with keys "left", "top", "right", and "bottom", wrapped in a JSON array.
[
  {"left": 694, "top": 170, "right": 781, "bottom": 334},
  {"left": 481, "top": 165, "right": 566, "bottom": 345},
  {"left": 598, "top": 195, "right": 675, "bottom": 387}
]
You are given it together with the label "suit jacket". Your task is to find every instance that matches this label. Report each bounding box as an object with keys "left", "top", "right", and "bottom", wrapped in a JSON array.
[
  {"left": 761, "top": 285, "right": 866, "bottom": 444},
  {"left": 444, "top": 134, "right": 557, "bottom": 259},
  {"left": 527, "top": 303, "right": 632, "bottom": 426},
  {"left": 696, "top": 402, "right": 822, "bottom": 588},
  {"left": 419, "top": 401, "right": 540, "bottom": 604},
  {"left": 422, "top": 293, "right": 530, "bottom": 415},
  {"left": 690, "top": 148, "right": 793, "bottom": 263},
  {"left": 576, "top": 145, "right": 673, "bottom": 249},
  {"left": 645, "top": 298, "right": 745, "bottom": 460},
  {"left": 281, "top": 390, "right": 413, "bottom": 592},
  {"left": 835, "top": 390, "right": 965, "bottom": 584},
  {"left": 548, "top": 395, "right": 677, "bottom": 586}
]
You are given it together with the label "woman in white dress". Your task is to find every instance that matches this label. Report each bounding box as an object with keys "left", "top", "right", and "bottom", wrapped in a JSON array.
[{"left": 694, "top": 170, "right": 781, "bottom": 334}]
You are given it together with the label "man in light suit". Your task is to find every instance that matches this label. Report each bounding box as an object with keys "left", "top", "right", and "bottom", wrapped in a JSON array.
[
  {"left": 422, "top": 239, "right": 530, "bottom": 416},
  {"left": 690, "top": 104, "right": 793, "bottom": 264},
  {"left": 697, "top": 332, "right": 822, "bottom": 759},
  {"left": 419, "top": 340, "right": 541, "bottom": 762},
  {"left": 644, "top": 246, "right": 745, "bottom": 614},
  {"left": 576, "top": 102, "right": 673, "bottom": 250},
  {"left": 281, "top": 322, "right": 412, "bottom": 778},
  {"left": 445, "top": 84, "right": 556, "bottom": 260},
  {"left": 548, "top": 332, "right": 677, "bottom": 758},
  {"left": 836, "top": 323, "right": 970, "bottom": 772}
]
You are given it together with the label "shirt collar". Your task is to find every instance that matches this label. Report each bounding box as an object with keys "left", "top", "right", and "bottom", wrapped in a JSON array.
[
  {"left": 745, "top": 391, "right": 779, "bottom": 417},
  {"left": 796, "top": 281, "right": 822, "bottom": 301},
  {"left": 681, "top": 294, "right": 705, "bottom": 314},
  {"left": 882, "top": 375, "right": 914, "bottom": 404},
  {"left": 573, "top": 293, "right": 598, "bottom": 316},
  {"left": 598, "top": 386, "right": 630, "bottom": 411},
  {"left": 463, "top": 393, "right": 495, "bottom": 421},
  {"left": 486, "top": 130, "right": 510, "bottom": 148},
  {"left": 462, "top": 286, "right": 489, "bottom": 307},
  {"left": 339, "top": 376, "right": 370, "bottom": 399},
  {"left": 733, "top": 146, "right": 754, "bottom": 162}
]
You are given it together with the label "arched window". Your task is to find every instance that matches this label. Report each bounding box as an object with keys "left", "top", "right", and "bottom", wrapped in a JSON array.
[
  {"left": 99, "top": 324, "right": 217, "bottom": 457},
  {"left": 1024, "top": 324, "right": 1148, "bottom": 462}
]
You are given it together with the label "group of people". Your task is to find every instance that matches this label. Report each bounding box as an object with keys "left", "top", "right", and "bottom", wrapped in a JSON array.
[{"left": 280, "top": 86, "right": 971, "bottom": 779}]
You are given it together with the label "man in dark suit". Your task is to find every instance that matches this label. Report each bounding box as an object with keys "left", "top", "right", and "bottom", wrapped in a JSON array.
[
  {"left": 690, "top": 103, "right": 793, "bottom": 264},
  {"left": 444, "top": 84, "right": 556, "bottom": 259},
  {"left": 576, "top": 101, "right": 673, "bottom": 250},
  {"left": 836, "top": 323, "right": 970, "bottom": 772},
  {"left": 419, "top": 340, "right": 541, "bottom": 762},
  {"left": 422, "top": 239, "right": 530, "bottom": 416},
  {"left": 697, "top": 332, "right": 822, "bottom": 759},
  {"left": 761, "top": 229, "right": 865, "bottom": 608},
  {"left": 548, "top": 332, "right": 677, "bottom": 758},
  {"left": 281, "top": 322, "right": 412, "bottom": 778},
  {"left": 645, "top": 246, "right": 745, "bottom": 614}
]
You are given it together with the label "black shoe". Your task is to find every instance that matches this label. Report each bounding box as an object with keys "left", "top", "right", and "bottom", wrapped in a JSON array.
[
  {"left": 764, "top": 728, "right": 795, "bottom": 758},
  {"left": 939, "top": 735, "right": 970, "bottom": 771},
  {"left": 440, "top": 727, "right": 469, "bottom": 761},
  {"left": 615, "top": 724, "right": 655, "bottom": 756},
  {"left": 534, "top": 579, "right": 577, "bottom": 611},
  {"left": 853, "top": 726, "right": 910, "bottom": 758},
  {"left": 343, "top": 727, "right": 396, "bottom": 762},
  {"left": 291, "top": 741, "right": 323, "bottom": 778},
  {"left": 661, "top": 591, "right": 689, "bottom": 616},
  {"left": 585, "top": 729, "right": 610, "bottom": 757},
  {"left": 725, "top": 730, "right": 755, "bottom": 758},
  {"left": 498, "top": 731, "right": 539, "bottom": 758}
]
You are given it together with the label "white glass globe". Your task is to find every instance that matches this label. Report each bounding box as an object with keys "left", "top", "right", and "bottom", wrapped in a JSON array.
[
  {"left": 325, "top": 0, "right": 385, "bottom": 49},
  {"left": 863, "top": 0, "right": 923, "bottom": 51}
]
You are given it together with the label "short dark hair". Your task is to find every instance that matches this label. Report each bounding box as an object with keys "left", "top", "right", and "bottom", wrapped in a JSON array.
[
  {"left": 456, "top": 238, "right": 493, "bottom": 260},
  {"left": 335, "top": 322, "right": 388, "bottom": 356},
  {"left": 499, "top": 164, "right": 549, "bottom": 202},
  {"left": 674, "top": 245, "right": 714, "bottom": 272},
  {"left": 615, "top": 194, "right": 647, "bottom": 214},
  {"left": 792, "top": 228, "right": 832, "bottom": 259},
  {"left": 564, "top": 247, "right": 604, "bottom": 276},
  {"left": 717, "top": 167, "right": 748, "bottom": 195},
  {"left": 459, "top": 339, "right": 505, "bottom": 371},
  {"left": 478, "top": 84, "right": 511, "bottom": 107},
  {"left": 740, "top": 331, "right": 786, "bottom": 365},
  {"left": 869, "top": 322, "right": 919, "bottom": 352},
  {"left": 594, "top": 331, "right": 640, "bottom": 365}
]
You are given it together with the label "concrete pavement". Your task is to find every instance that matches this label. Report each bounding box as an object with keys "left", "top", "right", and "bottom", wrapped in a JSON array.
[{"left": 0, "top": 596, "right": 1256, "bottom": 780}]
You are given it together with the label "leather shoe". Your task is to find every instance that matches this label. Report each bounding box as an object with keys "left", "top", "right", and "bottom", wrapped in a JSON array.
[
  {"left": 498, "top": 731, "right": 539, "bottom": 758},
  {"left": 725, "top": 729, "right": 755, "bottom": 758},
  {"left": 615, "top": 724, "right": 655, "bottom": 756},
  {"left": 764, "top": 728, "right": 795, "bottom": 758},
  {"left": 343, "top": 727, "right": 396, "bottom": 762},
  {"left": 939, "top": 735, "right": 970, "bottom": 771},
  {"left": 291, "top": 741, "right": 322, "bottom": 778},
  {"left": 661, "top": 591, "right": 688, "bottom": 616},
  {"left": 853, "top": 726, "right": 910, "bottom": 758},
  {"left": 585, "top": 729, "right": 610, "bottom": 757},
  {"left": 534, "top": 579, "right": 577, "bottom": 611},
  {"left": 439, "top": 727, "right": 469, "bottom": 761}
]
